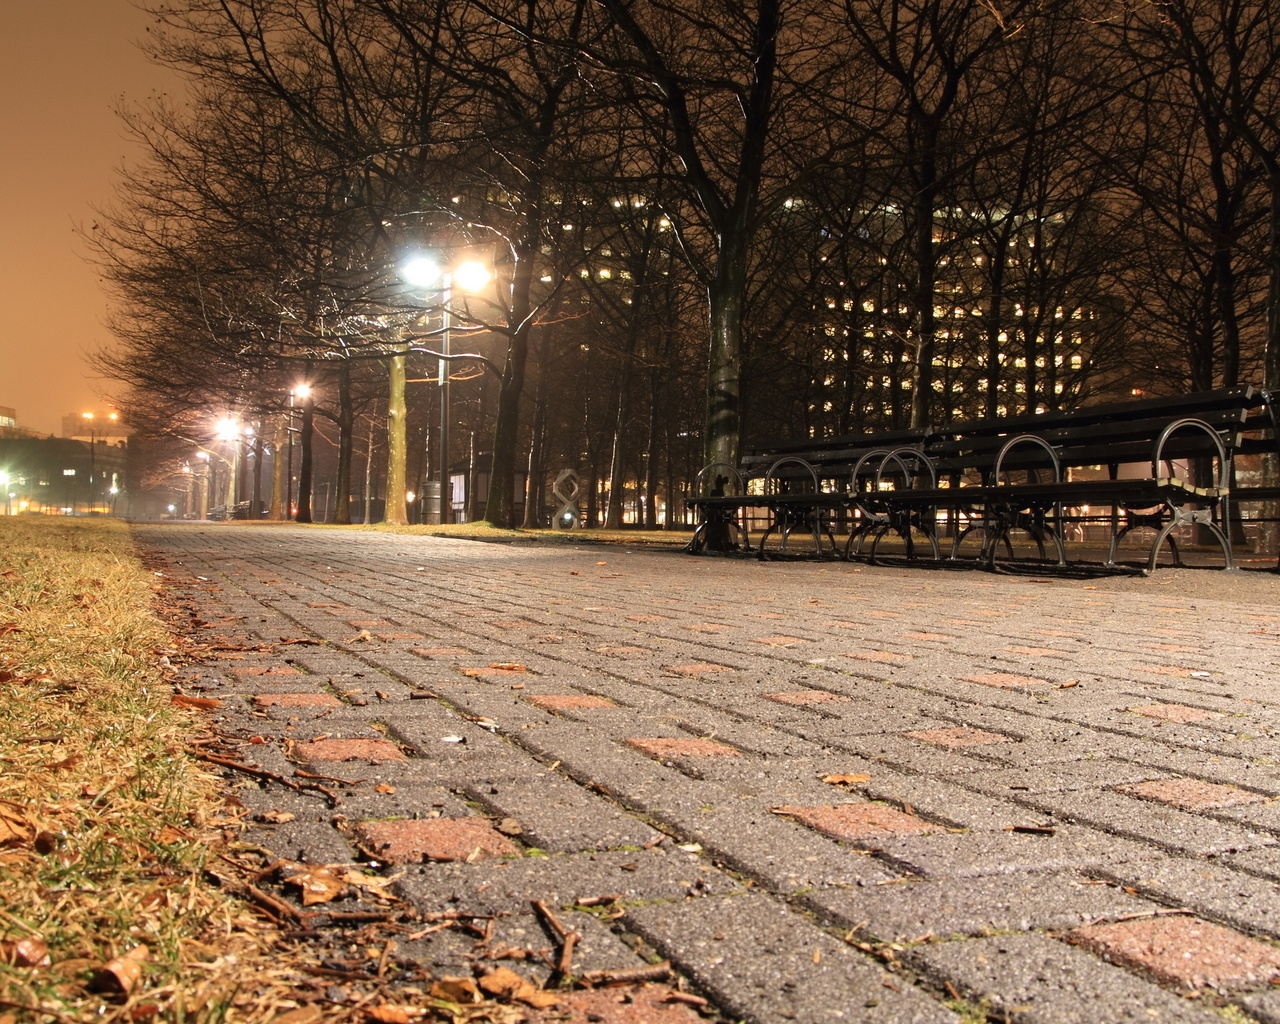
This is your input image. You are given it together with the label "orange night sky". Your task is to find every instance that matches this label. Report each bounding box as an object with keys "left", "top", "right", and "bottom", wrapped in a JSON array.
[{"left": 0, "top": 1, "right": 181, "bottom": 436}]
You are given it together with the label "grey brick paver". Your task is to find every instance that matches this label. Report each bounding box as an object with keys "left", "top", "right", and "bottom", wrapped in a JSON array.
[
  {"left": 907, "top": 933, "right": 1225, "bottom": 1023},
  {"left": 137, "top": 525, "right": 1280, "bottom": 1022},
  {"left": 805, "top": 872, "right": 1157, "bottom": 942},
  {"left": 625, "top": 894, "right": 959, "bottom": 1024}
]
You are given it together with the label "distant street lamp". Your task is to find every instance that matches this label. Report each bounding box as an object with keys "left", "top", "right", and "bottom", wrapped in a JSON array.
[
  {"left": 399, "top": 256, "right": 491, "bottom": 524},
  {"left": 81, "top": 411, "right": 119, "bottom": 514},
  {"left": 214, "top": 417, "right": 242, "bottom": 513},
  {"left": 288, "top": 384, "right": 311, "bottom": 520}
]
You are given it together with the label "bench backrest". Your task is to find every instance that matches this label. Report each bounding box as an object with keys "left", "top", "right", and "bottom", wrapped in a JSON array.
[{"left": 733, "top": 386, "right": 1276, "bottom": 494}]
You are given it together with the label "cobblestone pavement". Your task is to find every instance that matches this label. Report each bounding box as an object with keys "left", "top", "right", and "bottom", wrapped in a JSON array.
[{"left": 134, "top": 523, "right": 1280, "bottom": 1024}]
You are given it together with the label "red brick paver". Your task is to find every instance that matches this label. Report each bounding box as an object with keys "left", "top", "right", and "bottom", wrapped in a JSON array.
[
  {"left": 906, "top": 727, "right": 1011, "bottom": 748},
  {"left": 525, "top": 694, "right": 616, "bottom": 711},
  {"left": 626, "top": 737, "right": 740, "bottom": 760},
  {"left": 843, "top": 651, "right": 913, "bottom": 665},
  {"left": 462, "top": 663, "right": 531, "bottom": 678},
  {"left": 1128, "top": 703, "right": 1222, "bottom": 723},
  {"left": 412, "top": 647, "right": 472, "bottom": 656},
  {"left": 528, "top": 983, "right": 705, "bottom": 1024},
  {"left": 772, "top": 802, "right": 937, "bottom": 842},
  {"left": 232, "top": 665, "right": 302, "bottom": 677},
  {"left": 293, "top": 737, "right": 406, "bottom": 762},
  {"left": 959, "top": 672, "right": 1050, "bottom": 689},
  {"left": 1115, "top": 778, "right": 1265, "bottom": 810},
  {"left": 1068, "top": 916, "right": 1280, "bottom": 991},
  {"left": 752, "top": 636, "right": 807, "bottom": 647},
  {"left": 355, "top": 817, "right": 519, "bottom": 864},
  {"left": 764, "top": 690, "right": 853, "bottom": 706},
  {"left": 252, "top": 693, "right": 343, "bottom": 708}
]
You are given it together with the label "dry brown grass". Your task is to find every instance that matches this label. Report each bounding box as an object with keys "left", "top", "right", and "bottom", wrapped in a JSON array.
[
  {"left": 0, "top": 518, "right": 697, "bottom": 1024},
  {"left": 0, "top": 516, "right": 282, "bottom": 1022}
]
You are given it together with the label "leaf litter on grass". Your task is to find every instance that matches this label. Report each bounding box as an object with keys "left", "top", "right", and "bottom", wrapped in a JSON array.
[{"left": 1, "top": 519, "right": 714, "bottom": 1024}]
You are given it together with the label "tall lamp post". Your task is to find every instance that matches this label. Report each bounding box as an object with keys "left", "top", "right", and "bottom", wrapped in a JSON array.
[
  {"left": 399, "top": 256, "right": 491, "bottom": 525},
  {"left": 288, "top": 384, "right": 311, "bottom": 520},
  {"left": 81, "top": 412, "right": 119, "bottom": 515},
  {"left": 215, "top": 417, "right": 241, "bottom": 514}
]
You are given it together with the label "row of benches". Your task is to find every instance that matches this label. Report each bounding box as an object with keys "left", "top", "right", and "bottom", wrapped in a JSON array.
[{"left": 685, "top": 385, "right": 1280, "bottom": 571}]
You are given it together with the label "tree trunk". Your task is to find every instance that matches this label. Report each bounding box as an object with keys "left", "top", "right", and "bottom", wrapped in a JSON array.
[
  {"left": 364, "top": 419, "right": 376, "bottom": 525},
  {"left": 250, "top": 425, "right": 264, "bottom": 515},
  {"left": 333, "top": 363, "right": 355, "bottom": 525},
  {"left": 909, "top": 149, "right": 940, "bottom": 429},
  {"left": 1259, "top": 176, "right": 1280, "bottom": 557},
  {"left": 643, "top": 370, "right": 661, "bottom": 528},
  {"left": 296, "top": 393, "right": 315, "bottom": 524},
  {"left": 605, "top": 344, "right": 636, "bottom": 529},
  {"left": 269, "top": 413, "right": 288, "bottom": 520},
  {"left": 705, "top": 235, "right": 747, "bottom": 470},
  {"left": 384, "top": 353, "right": 408, "bottom": 525},
  {"left": 485, "top": 239, "right": 537, "bottom": 527},
  {"left": 522, "top": 338, "right": 548, "bottom": 529}
]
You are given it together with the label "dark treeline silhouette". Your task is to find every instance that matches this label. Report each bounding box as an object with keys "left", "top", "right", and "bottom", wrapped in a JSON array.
[{"left": 89, "top": 0, "right": 1280, "bottom": 528}]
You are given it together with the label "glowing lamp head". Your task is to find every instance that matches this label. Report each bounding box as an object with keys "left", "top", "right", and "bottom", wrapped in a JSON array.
[
  {"left": 453, "top": 260, "right": 491, "bottom": 292},
  {"left": 400, "top": 256, "right": 440, "bottom": 289}
]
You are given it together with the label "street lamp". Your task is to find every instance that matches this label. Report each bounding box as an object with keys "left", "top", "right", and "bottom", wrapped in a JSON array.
[
  {"left": 399, "top": 256, "right": 491, "bottom": 525},
  {"left": 286, "top": 386, "right": 309, "bottom": 520},
  {"left": 214, "top": 417, "right": 241, "bottom": 513},
  {"left": 80, "top": 412, "right": 118, "bottom": 514},
  {"left": 196, "top": 451, "right": 211, "bottom": 519}
]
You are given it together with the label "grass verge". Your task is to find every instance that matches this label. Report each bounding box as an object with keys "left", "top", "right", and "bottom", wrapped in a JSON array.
[{"left": 0, "top": 516, "right": 277, "bottom": 1022}]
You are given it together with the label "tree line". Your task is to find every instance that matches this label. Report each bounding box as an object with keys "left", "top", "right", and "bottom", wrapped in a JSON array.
[{"left": 92, "top": 0, "right": 1280, "bottom": 527}]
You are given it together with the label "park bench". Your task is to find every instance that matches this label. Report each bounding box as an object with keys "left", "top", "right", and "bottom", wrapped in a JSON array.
[{"left": 686, "top": 385, "right": 1278, "bottom": 572}]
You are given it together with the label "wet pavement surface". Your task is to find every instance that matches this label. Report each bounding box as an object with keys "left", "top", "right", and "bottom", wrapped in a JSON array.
[{"left": 134, "top": 523, "right": 1280, "bottom": 1024}]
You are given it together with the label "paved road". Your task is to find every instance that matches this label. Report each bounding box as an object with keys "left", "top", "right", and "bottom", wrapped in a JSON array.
[{"left": 135, "top": 523, "right": 1280, "bottom": 1024}]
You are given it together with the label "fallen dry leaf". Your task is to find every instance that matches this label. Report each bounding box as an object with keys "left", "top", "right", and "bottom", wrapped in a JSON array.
[
  {"left": 1, "top": 936, "right": 50, "bottom": 967},
  {"left": 337, "top": 867, "right": 402, "bottom": 902},
  {"left": 282, "top": 866, "right": 347, "bottom": 906},
  {"left": 374, "top": 783, "right": 397, "bottom": 795},
  {"left": 429, "top": 976, "right": 482, "bottom": 1004},
  {"left": 822, "top": 773, "right": 871, "bottom": 785},
  {"left": 478, "top": 967, "right": 560, "bottom": 1009},
  {"left": 171, "top": 694, "right": 223, "bottom": 710},
  {"left": 256, "top": 810, "right": 297, "bottom": 824},
  {"left": 0, "top": 806, "right": 34, "bottom": 847},
  {"left": 92, "top": 944, "right": 149, "bottom": 996},
  {"left": 366, "top": 1007, "right": 422, "bottom": 1023},
  {"left": 271, "top": 1007, "right": 325, "bottom": 1024}
]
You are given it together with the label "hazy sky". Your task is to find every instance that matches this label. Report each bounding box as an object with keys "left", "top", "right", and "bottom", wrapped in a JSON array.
[{"left": 0, "top": 1, "right": 179, "bottom": 435}]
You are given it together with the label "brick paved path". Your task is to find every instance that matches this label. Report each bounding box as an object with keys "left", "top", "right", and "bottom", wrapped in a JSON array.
[{"left": 135, "top": 523, "right": 1280, "bottom": 1024}]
